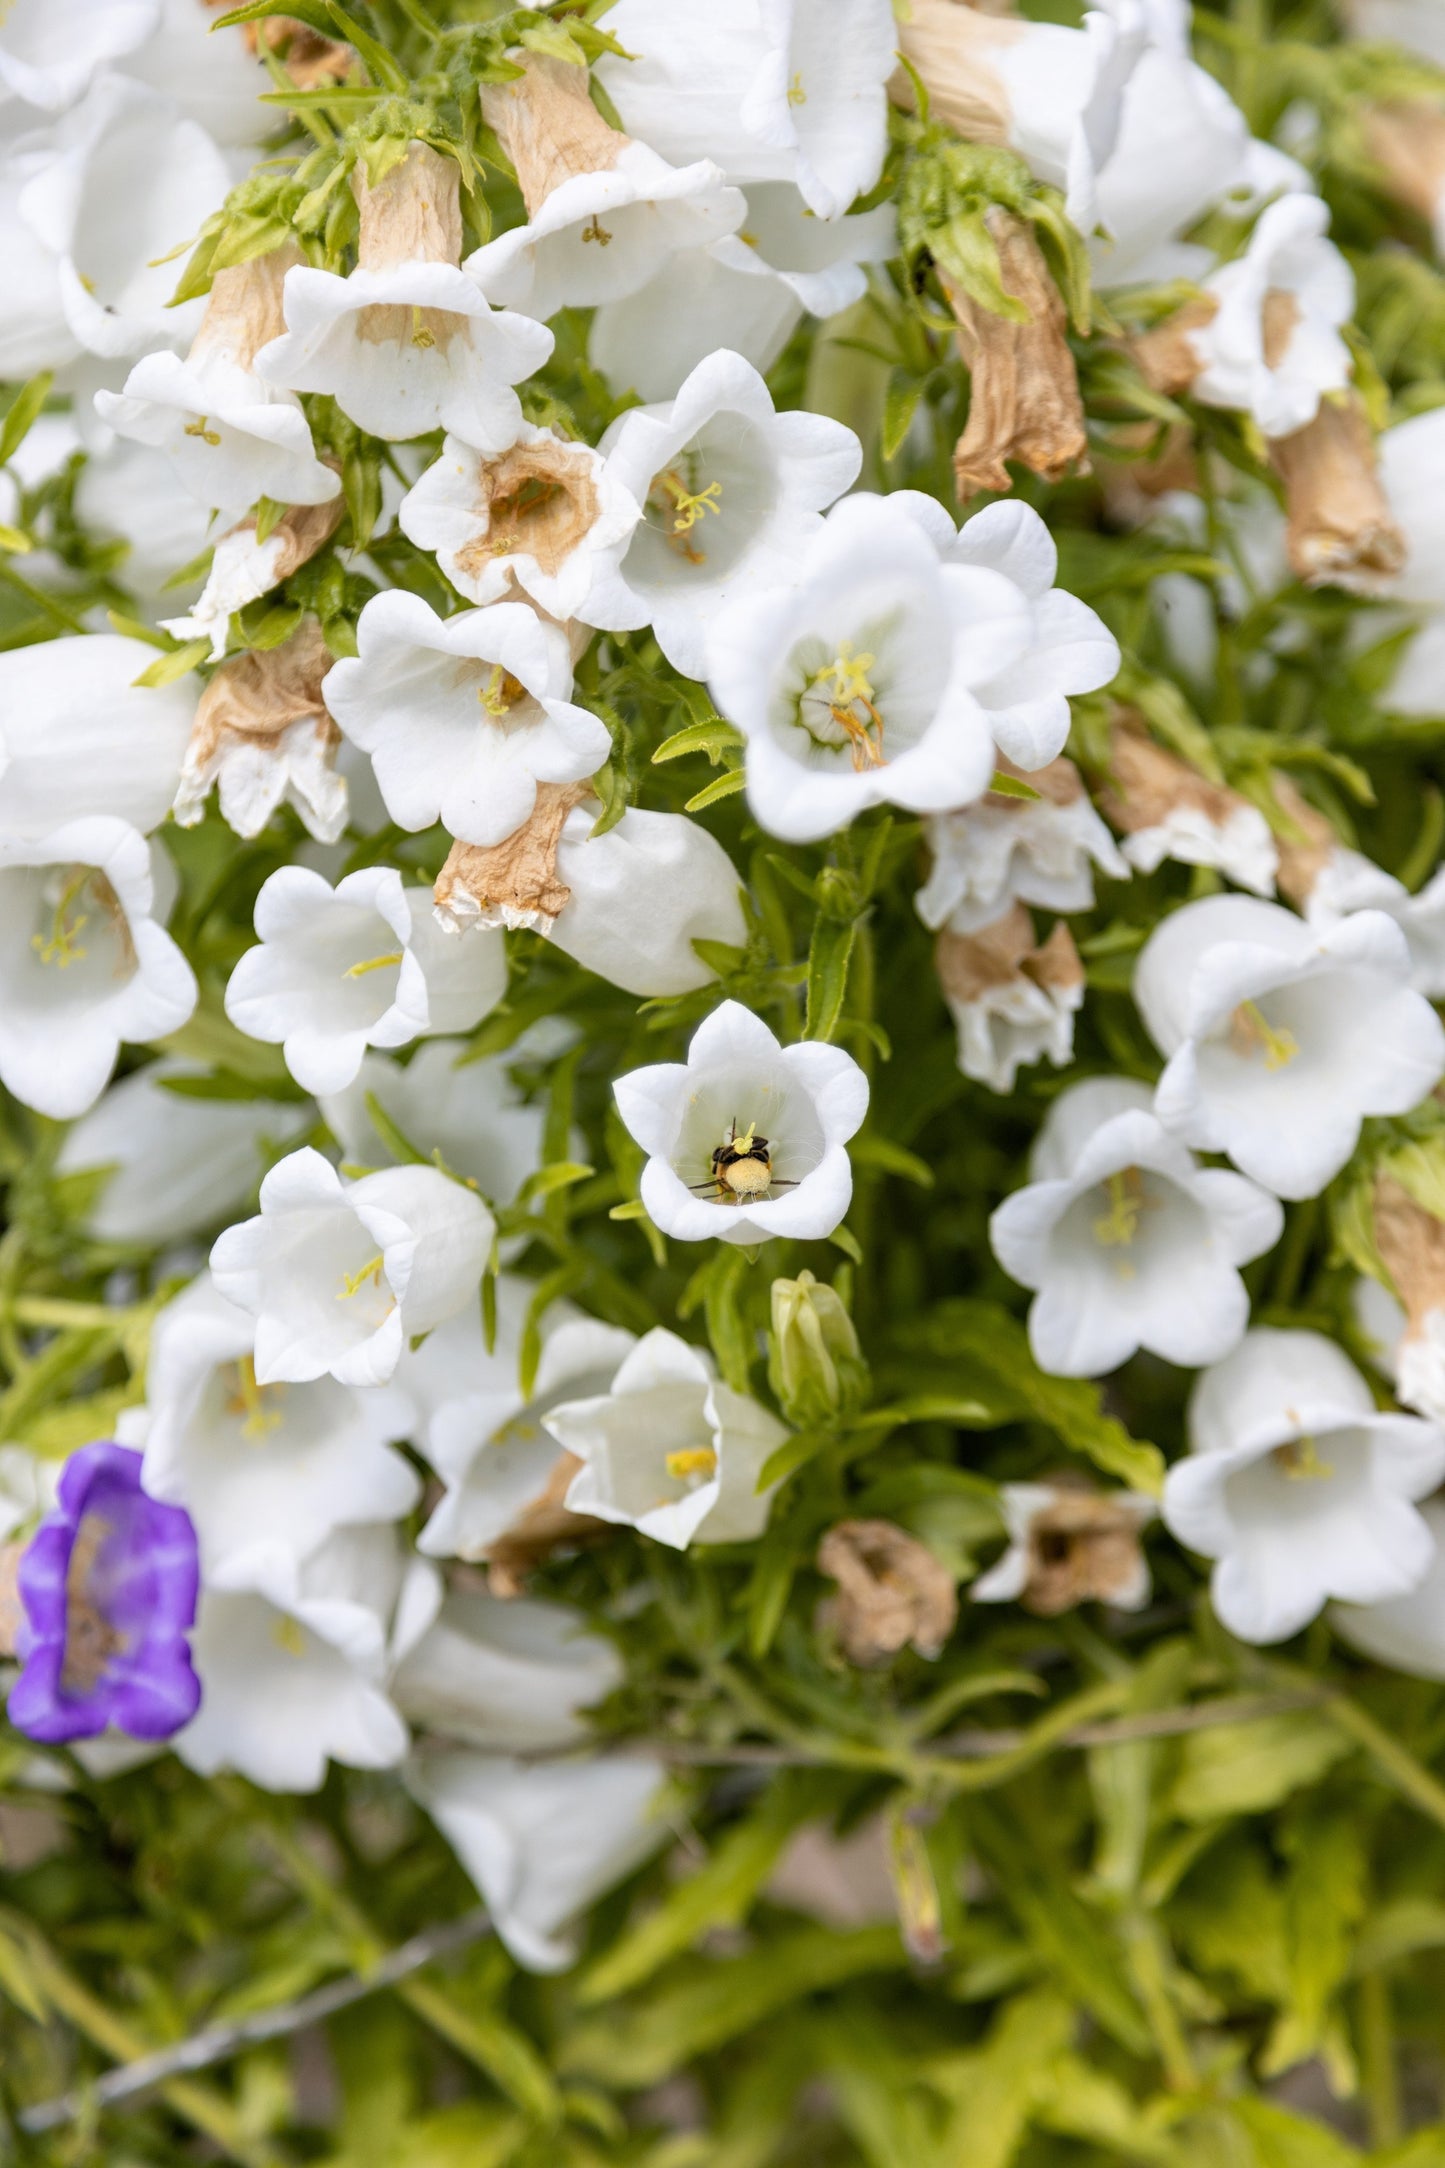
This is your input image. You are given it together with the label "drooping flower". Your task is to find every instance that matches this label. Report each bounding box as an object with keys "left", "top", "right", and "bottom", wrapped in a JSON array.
[
  {"left": 1332, "top": 1499, "right": 1445, "bottom": 1679},
  {"left": 1186, "top": 196, "right": 1355, "bottom": 440},
  {"left": 0, "top": 0, "right": 158, "bottom": 113},
  {"left": 935, "top": 909, "right": 1085, "bottom": 1095},
  {"left": 581, "top": 346, "right": 861, "bottom": 680},
  {"left": 989, "top": 1075, "right": 1283, "bottom": 1377},
  {"left": 255, "top": 141, "right": 552, "bottom": 443},
  {"left": 973, "top": 1478, "right": 1158, "bottom": 1614},
  {"left": 173, "top": 619, "right": 351, "bottom": 843},
  {"left": 225, "top": 862, "right": 506, "bottom": 1097},
  {"left": 321, "top": 592, "right": 611, "bottom": 849},
  {"left": 319, "top": 1041, "right": 546, "bottom": 1207},
  {"left": 398, "top": 426, "right": 641, "bottom": 619},
  {"left": 392, "top": 1584, "right": 622, "bottom": 1754},
  {"left": 0, "top": 816, "right": 197, "bottom": 1120},
  {"left": 708, "top": 492, "right": 1028, "bottom": 842},
  {"left": 815, "top": 1519, "right": 957, "bottom": 1664},
  {"left": 1163, "top": 1327, "right": 1445, "bottom": 1645},
  {"left": 136, "top": 1274, "right": 419, "bottom": 1576},
  {"left": 209, "top": 1146, "right": 495, "bottom": 1389},
  {"left": 917, "top": 757, "right": 1128, "bottom": 938},
  {"left": 1096, "top": 715, "right": 1278, "bottom": 895},
  {"left": 4, "top": 1442, "right": 200, "bottom": 1747},
  {"left": 0, "top": 632, "right": 195, "bottom": 840},
  {"left": 544, "top": 1327, "right": 787, "bottom": 1550},
  {"left": 1134, "top": 894, "right": 1445, "bottom": 1199},
  {"left": 612, "top": 1000, "right": 868, "bottom": 1247},
  {"left": 1269, "top": 393, "right": 1404, "bottom": 590}
]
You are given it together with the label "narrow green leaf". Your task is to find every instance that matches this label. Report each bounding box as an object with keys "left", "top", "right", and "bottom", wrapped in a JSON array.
[
  {"left": 804, "top": 914, "right": 857, "bottom": 1042},
  {"left": 988, "top": 770, "right": 1042, "bottom": 801},
  {"left": 0, "top": 372, "right": 53, "bottom": 469},
  {"left": 653, "top": 717, "right": 746, "bottom": 765},
  {"left": 881, "top": 372, "right": 923, "bottom": 462},
  {"left": 131, "top": 638, "right": 211, "bottom": 688},
  {"left": 684, "top": 767, "right": 748, "bottom": 813}
]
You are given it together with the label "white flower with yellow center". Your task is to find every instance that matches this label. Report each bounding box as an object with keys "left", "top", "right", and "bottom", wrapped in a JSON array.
[
  {"left": 613, "top": 999, "right": 868, "bottom": 1247},
  {"left": 989, "top": 1077, "right": 1283, "bottom": 1378},
  {"left": 708, "top": 493, "right": 1029, "bottom": 842},
  {"left": 580, "top": 346, "right": 861, "bottom": 680},
  {"left": 1188, "top": 194, "right": 1354, "bottom": 440},
  {"left": 1135, "top": 895, "right": 1445, "bottom": 1200},
  {"left": 1163, "top": 1328, "right": 1445, "bottom": 1645},
  {"left": 0, "top": 816, "right": 196, "bottom": 1120},
  {"left": 208, "top": 1145, "right": 494, "bottom": 1389},
  {"left": 224, "top": 864, "right": 506, "bottom": 1097},
  {"left": 321, "top": 592, "right": 611, "bottom": 850},
  {"left": 543, "top": 1327, "right": 787, "bottom": 1551}
]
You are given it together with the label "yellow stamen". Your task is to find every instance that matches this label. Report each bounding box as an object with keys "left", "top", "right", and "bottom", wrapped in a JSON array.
[
  {"left": 338, "top": 1254, "right": 385, "bottom": 1299},
  {"left": 1230, "top": 999, "right": 1299, "bottom": 1072},
  {"left": 410, "top": 305, "right": 436, "bottom": 349},
  {"left": 478, "top": 662, "right": 519, "bottom": 717},
  {"left": 809, "top": 642, "right": 885, "bottom": 771},
  {"left": 665, "top": 1446, "right": 718, "bottom": 1482},
  {"left": 1093, "top": 1167, "right": 1147, "bottom": 1249},
  {"left": 272, "top": 1614, "right": 307, "bottom": 1656},
  {"left": 739, "top": 229, "right": 759, "bottom": 248},
  {"left": 343, "top": 950, "right": 403, "bottom": 979},
  {"left": 1275, "top": 1435, "right": 1334, "bottom": 1481},
  {"left": 183, "top": 414, "right": 223, "bottom": 446},
  {"left": 787, "top": 71, "right": 807, "bottom": 105},
  {"left": 667, "top": 479, "right": 722, "bottom": 535},
  {"left": 31, "top": 869, "right": 92, "bottom": 969},
  {"left": 649, "top": 468, "right": 723, "bottom": 563},
  {"left": 581, "top": 214, "right": 613, "bottom": 246},
  {"left": 224, "top": 1354, "right": 285, "bottom": 1442}
]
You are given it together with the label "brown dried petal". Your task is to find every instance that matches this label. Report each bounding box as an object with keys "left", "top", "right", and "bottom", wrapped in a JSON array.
[
  {"left": 354, "top": 141, "right": 463, "bottom": 272},
  {"left": 1014, "top": 1484, "right": 1152, "bottom": 1616},
  {"left": 1128, "top": 295, "right": 1218, "bottom": 399},
  {"left": 1269, "top": 394, "right": 1406, "bottom": 590},
  {"left": 934, "top": 904, "right": 1082, "bottom": 1005},
  {"left": 891, "top": 0, "right": 1016, "bottom": 143},
  {"left": 1374, "top": 1176, "right": 1445, "bottom": 1339},
  {"left": 816, "top": 1518, "right": 958, "bottom": 1667},
  {"left": 482, "top": 53, "right": 626, "bottom": 218},
  {"left": 484, "top": 1451, "right": 607, "bottom": 1600},
  {"left": 1097, "top": 714, "right": 1251, "bottom": 841},
  {"left": 433, "top": 781, "right": 596, "bottom": 935},
  {"left": 191, "top": 242, "right": 301, "bottom": 371},
  {"left": 454, "top": 437, "right": 602, "bottom": 587},
  {"left": 193, "top": 617, "right": 336, "bottom": 767},
  {"left": 1269, "top": 773, "right": 1341, "bottom": 909},
  {"left": 942, "top": 215, "right": 1089, "bottom": 500},
  {"left": 235, "top": 14, "right": 352, "bottom": 88},
  {"left": 1363, "top": 101, "right": 1445, "bottom": 231},
  {"left": 0, "top": 1541, "right": 23, "bottom": 1660}
]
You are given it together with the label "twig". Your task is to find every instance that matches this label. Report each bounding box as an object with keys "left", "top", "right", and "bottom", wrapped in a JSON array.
[{"left": 16, "top": 1906, "right": 492, "bottom": 2136}]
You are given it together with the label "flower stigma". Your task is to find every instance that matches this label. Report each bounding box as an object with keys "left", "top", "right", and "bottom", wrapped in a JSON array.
[
  {"left": 788, "top": 71, "right": 807, "bottom": 105},
  {"left": 272, "top": 1614, "right": 307, "bottom": 1656},
  {"left": 803, "top": 642, "right": 885, "bottom": 770},
  {"left": 1274, "top": 1434, "right": 1334, "bottom": 1481},
  {"left": 183, "top": 414, "right": 222, "bottom": 446},
  {"left": 338, "top": 1254, "right": 386, "bottom": 1300},
  {"left": 1229, "top": 999, "right": 1300, "bottom": 1072},
  {"left": 225, "top": 1355, "right": 285, "bottom": 1442},
  {"left": 1093, "top": 1167, "right": 1151, "bottom": 1250},
  {"left": 581, "top": 214, "right": 613, "bottom": 246},
  {"left": 410, "top": 305, "right": 436, "bottom": 349},
  {"left": 665, "top": 1446, "right": 718, "bottom": 1484},
  {"left": 343, "top": 950, "right": 403, "bottom": 979},
  {"left": 648, "top": 466, "right": 723, "bottom": 562}
]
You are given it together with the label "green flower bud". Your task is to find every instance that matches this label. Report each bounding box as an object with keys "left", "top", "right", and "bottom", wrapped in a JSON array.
[{"left": 768, "top": 1271, "right": 868, "bottom": 1428}]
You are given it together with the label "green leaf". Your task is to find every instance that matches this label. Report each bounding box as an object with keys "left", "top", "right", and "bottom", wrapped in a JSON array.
[
  {"left": 850, "top": 1134, "right": 934, "bottom": 1188},
  {"left": 0, "top": 372, "right": 53, "bottom": 469},
  {"left": 0, "top": 525, "right": 31, "bottom": 554},
  {"left": 652, "top": 717, "right": 746, "bottom": 765},
  {"left": 882, "top": 372, "right": 923, "bottom": 462},
  {"left": 1172, "top": 1713, "right": 1350, "bottom": 1823},
  {"left": 131, "top": 638, "right": 211, "bottom": 688},
  {"left": 684, "top": 767, "right": 748, "bottom": 813},
  {"left": 804, "top": 914, "right": 857, "bottom": 1042},
  {"left": 987, "top": 770, "right": 1041, "bottom": 801},
  {"left": 516, "top": 1161, "right": 595, "bottom": 1206}
]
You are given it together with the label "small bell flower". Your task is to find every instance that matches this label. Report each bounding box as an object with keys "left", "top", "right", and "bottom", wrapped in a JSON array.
[
  {"left": 1185, "top": 196, "right": 1354, "bottom": 440},
  {"left": 1333, "top": 1499, "right": 1445, "bottom": 1679},
  {"left": 918, "top": 757, "right": 1128, "bottom": 938},
  {"left": 392, "top": 1584, "right": 622, "bottom": 1755}
]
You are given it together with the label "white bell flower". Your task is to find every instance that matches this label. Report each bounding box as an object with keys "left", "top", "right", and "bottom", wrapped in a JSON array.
[
  {"left": 1163, "top": 1328, "right": 1445, "bottom": 1645},
  {"left": 580, "top": 347, "right": 861, "bottom": 681},
  {"left": 590, "top": 187, "right": 896, "bottom": 403},
  {"left": 0, "top": 0, "right": 158, "bottom": 112},
  {"left": 917, "top": 758, "right": 1129, "bottom": 938},
  {"left": 255, "top": 142, "right": 552, "bottom": 444},
  {"left": 545, "top": 1326, "right": 787, "bottom": 1550},
  {"left": 1134, "top": 895, "right": 1445, "bottom": 1200},
  {"left": 890, "top": 494, "right": 1122, "bottom": 770},
  {"left": 708, "top": 493, "right": 1028, "bottom": 843},
  {"left": 408, "top": 1748, "right": 667, "bottom": 1973},
  {"left": 55, "top": 1059, "right": 308, "bottom": 1248},
  {"left": 72, "top": 434, "right": 215, "bottom": 599},
  {"left": 936, "top": 911, "right": 1085, "bottom": 1095},
  {"left": 613, "top": 999, "right": 868, "bottom": 1247},
  {"left": 18, "top": 76, "right": 230, "bottom": 360},
  {"left": 209, "top": 1146, "right": 495, "bottom": 1389},
  {"left": 176, "top": 1526, "right": 411, "bottom": 1792},
  {"left": 1333, "top": 1500, "right": 1445, "bottom": 1679},
  {"left": 319, "top": 1042, "right": 545, "bottom": 1205},
  {"left": 392, "top": 1585, "right": 621, "bottom": 1753},
  {"left": 1300, "top": 850, "right": 1445, "bottom": 1000},
  {"left": 0, "top": 137, "right": 81, "bottom": 378},
  {"left": 0, "top": 816, "right": 196, "bottom": 1120},
  {"left": 401, "top": 1279, "right": 635, "bottom": 1563},
  {"left": 138, "top": 1273, "right": 419, "bottom": 1576},
  {"left": 0, "top": 632, "right": 194, "bottom": 839},
  {"left": 597, "top": 0, "right": 898, "bottom": 219},
  {"left": 122, "top": 0, "right": 272, "bottom": 148},
  {"left": 398, "top": 426, "right": 641, "bottom": 619},
  {"left": 322, "top": 592, "right": 611, "bottom": 851},
  {"left": 1189, "top": 195, "right": 1354, "bottom": 440},
  {"left": 989, "top": 1076, "right": 1283, "bottom": 1378},
  {"left": 225, "top": 864, "right": 506, "bottom": 1098}
]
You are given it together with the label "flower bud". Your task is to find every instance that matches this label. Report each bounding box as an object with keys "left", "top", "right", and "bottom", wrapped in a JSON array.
[{"left": 768, "top": 1270, "right": 867, "bottom": 1427}]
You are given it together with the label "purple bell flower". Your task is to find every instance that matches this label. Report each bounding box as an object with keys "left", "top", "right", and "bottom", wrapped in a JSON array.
[{"left": 6, "top": 1441, "right": 201, "bottom": 1746}]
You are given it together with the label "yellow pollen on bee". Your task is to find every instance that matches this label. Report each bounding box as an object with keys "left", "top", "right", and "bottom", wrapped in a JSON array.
[
  {"left": 1230, "top": 999, "right": 1300, "bottom": 1072},
  {"left": 787, "top": 71, "right": 807, "bottom": 105},
  {"left": 183, "top": 414, "right": 223, "bottom": 446},
  {"left": 1275, "top": 1434, "right": 1334, "bottom": 1481},
  {"left": 32, "top": 868, "right": 93, "bottom": 969},
  {"left": 338, "top": 1254, "right": 386, "bottom": 1300},
  {"left": 225, "top": 1354, "right": 285, "bottom": 1441},
  {"left": 722, "top": 1157, "right": 772, "bottom": 1197},
  {"left": 665, "top": 1446, "right": 718, "bottom": 1482},
  {"left": 272, "top": 1614, "right": 307, "bottom": 1657},
  {"left": 343, "top": 950, "right": 403, "bottom": 979},
  {"left": 410, "top": 305, "right": 436, "bottom": 349},
  {"left": 810, "top": 642, "right": 885, "bottom": 770},
  {"left": 581, "top": 214, "right": 613, "bottom": 246}
]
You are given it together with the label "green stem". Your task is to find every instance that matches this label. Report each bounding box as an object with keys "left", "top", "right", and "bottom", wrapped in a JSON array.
[{"left": 1358, "top": 1967, "right": 1402, "bottom": 2150}]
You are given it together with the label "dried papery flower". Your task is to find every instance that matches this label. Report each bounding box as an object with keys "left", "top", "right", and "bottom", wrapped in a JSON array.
[
  {"left": 240, "top": 16, "right": 352, "bottom": 89},
  {"left": 1268, "top": 394, "right": 1406, "bottom": 589},
  {"left": 433, "top": 782, "right": 596, "bottom": 935},
  {"left": 1363, "top": 102, "right": 1445, "bottom": 251},
  {"left": 1267, "top": 773, "right": 1341, "bottom": 910},
  {"left": 175, "top": 618, "right": 346, "bottom": 843},
  {"left": 1097, "top": 713, "right": 1277, "bottom": 895},
  {"left": 935, "top": 904, "right": 1084, "bottom": 1093},
  {"left": 190, "top": 242, "right": 297, "bottom": 370},
  {"left": 484, "top": 1452, "right": 607, "bottom": 1601},
  {"left": 817, "top": 1519, "right": 958, "bottom": 1666},
  {"left": 942, "top": 215, "right": 1089, "bottom": 499},
  {"left": 973, "top": 1478, "right": 1156, "bottom": 1615},
  {"left": 161, "top": 491, "right": 345, "bottom": 664},
  {"left": 482, "top": 51, "right": 628, "bottom": 216},
  {"left": 0, "top": 1541, "right": 23, "bottom": 1658},
  {"left": 1129, "top": 296, "right": 1218, "bottom": 399},
  {"left": 1374, "top": 1176, "right": 1445, "bottom": 1425}
]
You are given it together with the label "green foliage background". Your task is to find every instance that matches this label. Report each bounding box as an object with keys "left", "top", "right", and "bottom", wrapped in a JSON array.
[{"left": 5, "top": 0, "right": 1445, "bottom": 2160}]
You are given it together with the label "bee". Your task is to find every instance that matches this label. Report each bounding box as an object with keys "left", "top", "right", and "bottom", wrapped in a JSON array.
[{"left": 688, "top": 1119, "right": 798, "bottom": 1205}]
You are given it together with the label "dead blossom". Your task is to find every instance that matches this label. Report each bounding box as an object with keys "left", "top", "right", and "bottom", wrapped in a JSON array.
[
  {"left": 453, "top": 437, "right": 603, "bottom": 592},
  {"left": 355, "top": 141, "right": 464, "bottom": 272},
  {"left": 1097, "top": 714, "right": 1255, "bottom": 849},
  {"left": 1362, "top": 102, "right": 1445, "bottom": 235},
  {"left": 481, "top": 51, "right": 627, "bottom": 215},
  {"left": 998, "top": 1480, "right": 1154, "bottom": 1616},
  {"left": 934, "top": 904, "right": 1082, "bottom": 1009},
  {"left": 187, "top": 619, "right": 338, "bottom": 772},
  {"left": 0, "top": 1541, "right": 22, "bottom": 1660},
  {"left": 483, "top": 1451, "right": 607, "bottom": 1601},
  {"left": 1374, "top": 1176, "right": 1445, "bottom": 1347},
  {"left": 1268, "top": 772, "right": 1342, "bottom": 909},
  {"left": 432, "top": 781, "right": 597, "bottom": 934},
  {"left": 189, "top": 244, "right": 301, "bottom": 373},
  {"left": 1268, "top": 393, "right": 1407, "bottom": 589},
  {"left": 890, "top": 0, "right": 1017, "bottom": 148},
  {"left": 942, "top": 215, "right": 1090, "bottom": 499},
  {"left": 816, "top": 1518, "right": 958, "bottom": 1666},
  {"left": 1129, "top": 296, "right": 1219, "bottom": 400}
]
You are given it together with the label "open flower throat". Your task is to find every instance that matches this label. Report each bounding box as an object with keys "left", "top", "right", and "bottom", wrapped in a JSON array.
[
  {"left": 646, "top": 458, "right": 724, "bottom": 564},
  {"left": 32, "top": 866, "right": 136, "bottom": 977}
]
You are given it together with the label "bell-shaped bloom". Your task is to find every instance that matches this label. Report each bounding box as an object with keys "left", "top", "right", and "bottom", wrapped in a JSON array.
[
  {"left": 122, "top": 0, "right": 273, "bottom": 148},
  {"left": 18, "top": 76, "right": 231, "bottom": 360},
  {"left": 613, "top": 999, "right": 868, "bottom": 1247},
  {"left": 320, "top": 1042, "right": 546, "bottom": 1206},
  {"left": 408, "top": 1748, "right": 667, "bottom": 1972},
  {"left": 1164, "top": 1328, "right": 1445, "bottom": 1645},
  {"left": 545, "top": 1326, "right": 786, "bottom": 1550},
  {"left": 0, "top": 816, "right": 197, "bottom": 1120},
  {"left": 0, "top": 632, "right": 194, "bottom": 839},
  {"left": 137, "top": 1274, "right": 419, "bottom": 1576},
  {"left": 6, "top": 1441, "right": 200, "bottom": 1747},
  {"left": 56, "top": 1058, "right": 309, "bottom": 1248},
  {"left": 209, "top": 1146, "right": 495, "bottom": 1389},
  {"left": 972, "top": 1478, "right": 1157, "bottom": 1613},
  {"left": 1333, "top": 1499, "right": 1445, "bottom": 1679},
  {"left": 96, "top": 246, "right": 341, "bottom": 525},
  {"left": 889, "top": 495, "right": 1121, "bottom": 771},
  {"left": 256, "top": 143, "right": 552, "bottom": 443},
  {"left": 322, "top": 593, "right": 611, "bottom": 849},
  {"left": 709, "top": 493, "right": 1027, "bottom": 843},
  {"left": 393, "top": 1584, "right": 621, "bottom": 1753},
  {"left": 590, "top": 187, "right": 896, "bottom": 403},
  {"left": 598, "top": 0, "right": 899, "bottom": 219},
  {"left": 581, "top": 347, "right": 861, "bottom": 680},
  {"left": 1134, "top": 895, "right": 1445, "bottom": 1200},
  {"left": 172, "top": 614, "right": 349, "bottom": 843},
  {"left": 1189, "top": 195, "right": 1354, "bottom": 440},
  {"left": 990, "top": 1076, "right": 1283, "bottom": 1378},
  {"left": 1300, "top": 849, "right": 1445, "bottom": 1000},
  {"left": 917, "top": 757, "right": 1128, "bottom": 938},
  {"left": 175, "top": 1525, "right": 410, "bottom": 1792},
  {"left": 224, "top": 863, "right": 507, "bottom": 1097},
  {"left": 399, "top": 426, "right": 641, "bottom": 619},
  {"left": 0, "top": 0, "right": 158, "bottom": 112},
  {"left": 73, "top": 433, "right": 215, "bottom": 599}
]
